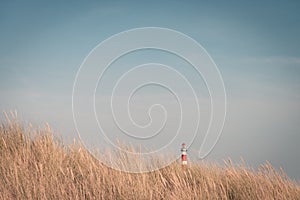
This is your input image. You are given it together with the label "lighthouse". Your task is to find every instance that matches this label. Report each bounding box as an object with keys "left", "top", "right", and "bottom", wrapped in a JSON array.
[{"left": 181, "top": 143, "right": 187, "bottom": 166}]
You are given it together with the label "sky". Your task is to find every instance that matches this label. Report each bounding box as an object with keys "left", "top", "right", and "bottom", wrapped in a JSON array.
[{"left": 1, "top": 0, "right": 300, "bottom": 177}]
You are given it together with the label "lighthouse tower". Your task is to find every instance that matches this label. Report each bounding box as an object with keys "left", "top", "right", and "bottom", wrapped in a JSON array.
[{"left": 181, "top": 143, "right": 187, "bottom": 166}]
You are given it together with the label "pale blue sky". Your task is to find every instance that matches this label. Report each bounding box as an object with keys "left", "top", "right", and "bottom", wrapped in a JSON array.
[{"left": 1, "top": 1, "right": 300, "bottom": 178}]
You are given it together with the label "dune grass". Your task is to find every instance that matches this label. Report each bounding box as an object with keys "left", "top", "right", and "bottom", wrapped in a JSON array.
[{"left": 0, "top": 117, "right": 299, "bottom": 199}]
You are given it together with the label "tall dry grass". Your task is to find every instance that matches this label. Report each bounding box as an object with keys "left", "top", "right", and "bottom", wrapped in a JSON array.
[{"left": 0, "top": 116, "right": 299, "bottom": 199}]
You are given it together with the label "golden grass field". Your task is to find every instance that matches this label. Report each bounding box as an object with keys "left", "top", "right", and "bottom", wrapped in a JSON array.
[{"left": 1, "top": 116, "right": 299, "bottom": 199}]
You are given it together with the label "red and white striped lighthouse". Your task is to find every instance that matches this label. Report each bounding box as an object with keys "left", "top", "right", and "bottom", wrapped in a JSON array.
[{"left": 181, "top": 143, "right": 187, "bottom": 166}]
